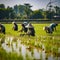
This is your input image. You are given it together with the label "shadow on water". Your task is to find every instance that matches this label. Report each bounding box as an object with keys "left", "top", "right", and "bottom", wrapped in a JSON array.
[{"left": 0, "top": 36, "right": 60, "bottom": 60}]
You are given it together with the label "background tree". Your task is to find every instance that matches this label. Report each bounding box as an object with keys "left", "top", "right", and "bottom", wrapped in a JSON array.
[
  {"left": 54, "top": 6, "right": 60, "bottom": 15},
  {"left": 6, "top": 6, "right": 15, "bottom": 19},
  {"left": 0, "top": 4, "right": 16, "bottom": 19},
  {"left": 24, "top": 3, "right": 32, "bottom": 19},
  {"left": 0, "top": 4, "right": 5, "bottom": 8},
  {"left": 0, "top": 8, "right": 6, "bottom": 19},
  {"left": 46, "top": 10, "right": 55, "bottom": 19},
  {"left": 0, "top": 4, "right": 5, "bottom": 19},
  {"left": 30, "top": 9, "right": 44, "bottom": 19}
]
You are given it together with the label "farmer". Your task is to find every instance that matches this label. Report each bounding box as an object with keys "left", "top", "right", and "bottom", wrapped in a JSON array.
[
  {"left": 49, "top": 23, "right": 58, "bottom": 31},
  {"left": 19, "top": 22, "right": 28, "bottom": 36},
  {"left": 12, "top": 21, "right": 18, "bottom": 31},
  {"left": 0, "top": 23, "right": 5, "bottom": 34},
  {"left": 43, "top": 26, "right": 52, "bottom": 33},
  {"left": 26, "top": 23, "right": 35, "bottom": 36},
  {"left": 20, "top": 23, "right": 28, "bottom": 33}
]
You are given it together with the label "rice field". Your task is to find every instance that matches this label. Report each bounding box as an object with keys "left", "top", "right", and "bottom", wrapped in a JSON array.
[{"left": 0, "top": 24, "right": 60, "bottom": 60}]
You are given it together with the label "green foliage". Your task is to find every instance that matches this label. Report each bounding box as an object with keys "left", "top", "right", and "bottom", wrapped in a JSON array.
[
  {"left": 0, "top": 4, "right": 5, "bottom": 8},
  {"left": 0, "top": 5, "right": 15, "bottom": 19},
  {"left": 46, "top": 11, "right": 55, "bottom": 19},
  {"left": 0, "top": 8, "right": 6, "bottom": 19},
  {"left": 0, "top": 4, "right": 60, "bottom": 19},
  {"left": 14, "top": 4, "right": 32, "bottom": 19},
  {"left": 30, "top": 10, "right": 44, "bottom": 19},
  {"left": 54, "top": 6, "right": 60, "bottom": 15}
]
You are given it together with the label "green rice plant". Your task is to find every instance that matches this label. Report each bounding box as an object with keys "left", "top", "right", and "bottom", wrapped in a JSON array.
[
  {"left": 0, "top": 35, "right": 5, "bottom": 44},
  {"left": 0, "top": 24, "right": 60, "bottom": 60},
  {"left": 0, "top": 34, "right": 5, "bottom": 38},
  {"left": 17, "top": 54, "right": 23, "bottom": 60},
  {"left": 0, "top": 47, "right": 8, "bottom": 60},
  {"left": 26, "top": 53, "right": 30, "bottom": 60}
]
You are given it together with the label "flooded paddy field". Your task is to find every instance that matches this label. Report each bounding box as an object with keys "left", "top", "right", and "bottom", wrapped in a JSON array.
[
  {"left": 0, "top": 35, "right": 60, "bottom": 60},
  {"left": 0, "top": 24, "right": 60, "bottom": 60}
]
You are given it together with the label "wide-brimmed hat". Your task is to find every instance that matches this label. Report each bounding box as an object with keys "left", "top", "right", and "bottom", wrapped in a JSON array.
[
  {"left": 12, "top": 21, "right": 16, "bottom": 24},
  {"left": 25, "top": 23, "right": 33, "bottom": 28},
  {"left": 23, "top": 22, "right": 28, "bottom": 26}
]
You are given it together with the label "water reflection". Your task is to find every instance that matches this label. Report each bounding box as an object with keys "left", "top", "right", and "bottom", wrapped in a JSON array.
[
  {"left": 2, "top": 43, "right": 12, "bottom": 53},
  {"left": 33, "top": 48, "right": 40, "bottom": 59},
  {"left": 0, "top": 36, "right": 60, "bottom": 60},
  {"left": 42, "top": 49, "right": 46, "bottom": 60}
]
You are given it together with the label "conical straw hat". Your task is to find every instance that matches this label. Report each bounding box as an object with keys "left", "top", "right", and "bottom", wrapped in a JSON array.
[{"left": 25, "top": 23, "right": 33, "bottom": 28}]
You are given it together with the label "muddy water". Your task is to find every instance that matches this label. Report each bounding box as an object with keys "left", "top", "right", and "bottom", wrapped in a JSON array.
[{"left": 0, "top": 36, "right": 60, "bottom": 60}]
